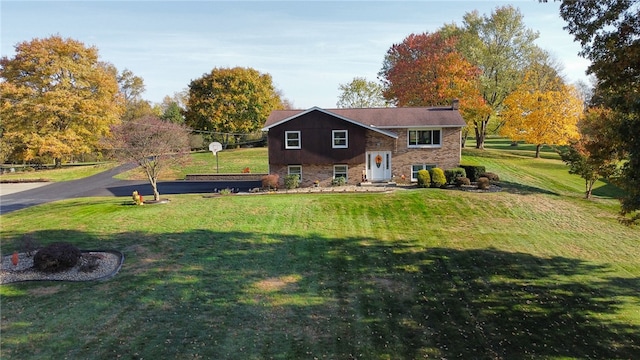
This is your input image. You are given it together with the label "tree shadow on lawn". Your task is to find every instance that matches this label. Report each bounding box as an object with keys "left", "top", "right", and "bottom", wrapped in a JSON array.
[
  {"left": 1, "top": 230, "right": 638, "bottom": 359},
  {"left": 496, "top": 180, "right": 560, "bottom": 196}
]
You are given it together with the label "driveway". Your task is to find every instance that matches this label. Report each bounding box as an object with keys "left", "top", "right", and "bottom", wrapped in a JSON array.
[{"left": 0, "top": 163, "right": 262, "bottom": 215}]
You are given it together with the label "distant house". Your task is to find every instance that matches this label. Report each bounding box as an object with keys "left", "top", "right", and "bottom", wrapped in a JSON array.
[{"left": 261, "top": 101, "right": 466, "bottom": 187}]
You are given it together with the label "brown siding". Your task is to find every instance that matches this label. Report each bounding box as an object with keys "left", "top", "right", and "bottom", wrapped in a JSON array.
[{"left": 267, "top": 109, "right": 367, "bottom": 165}]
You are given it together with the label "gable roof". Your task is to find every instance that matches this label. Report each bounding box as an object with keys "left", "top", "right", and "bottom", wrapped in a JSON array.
[{"left": 263, "top": 106, "right": 466, "bottom": 134}]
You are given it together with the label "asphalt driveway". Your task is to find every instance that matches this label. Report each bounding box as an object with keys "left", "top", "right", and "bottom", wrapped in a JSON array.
[{"left": 0, "top": 163, "right": 261, "bottom": 214}]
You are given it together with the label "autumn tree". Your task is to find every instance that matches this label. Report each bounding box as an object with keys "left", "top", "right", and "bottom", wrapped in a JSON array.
[
  {"left": 116, "top": 68, "right": 157, "bottom": 121},
  {"left": 501, "top": 71, "right": 582, "bottom": 158},
  {"left": 554, "top": 0, "right": 640, "bottom": 225},
  {"left": 443, "top": 6, "right": 542, "bottom": 149},
  {"left": 0, "top": 35, "right": 123, "bottom": 165},
  {"left": 336, "top": 77, "right": 387, "bottom": 108},
  {"left": 184, "top": 67, "right": 283, "bottom": 148},
  {"left": 558, "top": 107, "right": 622, "bottom": 199},
  {"left": 379, "top": 31, "right": 490, "bottom": 146},
  {"left": 105, "top": 115, "right": 191, "bottom": 201}
]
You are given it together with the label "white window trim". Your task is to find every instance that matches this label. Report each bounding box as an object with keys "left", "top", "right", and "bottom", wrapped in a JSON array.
[
  {"left": 285, "top": 131, "right": 301, "bottom": 149},
  {"left": 332, "top": 130, "right": 348, "bottom": 149},
  {"left": 407, "top": 128, "right": 442, "bottom": 148},
  {"left": 333, "top": 164, "right": 348, "bottom": 179},
  {"left": 288, "top": 165, "right": 302, "bottom": 180}
]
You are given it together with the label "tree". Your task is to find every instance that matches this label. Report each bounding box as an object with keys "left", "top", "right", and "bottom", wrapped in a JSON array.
[
  {"left": 161, "top": 101, "right": 184, "bottom": 123},
  {"left": 105, "top": 115, "right": 191, "bottom": 201},
  {"left": 444, "top": 6, "right": 542, "bottom": 149},
  {"left": 116, "top": 68, "right": 157, "bottom": 122},
  {"left": 379, "top": 32, "right": 481, "bottom": 107},
  {"left": 558, "top": 107, "right": 621, "bottom": 199},
  {"left": 501, "top": 72, "right": 582, "bottom": 158},
  {"left": 554, "top": 0, "right": 640, "bottom": 224},
  {"left": 0, "top": 35, "right": 123, "bottom": 165},
  {"left": 336, "top": 77, "right": 387, "bottom": 108},
  {"left": 379, "top": 31, "right": 490, "bottom": 146},
  {"left": 184, "top": 67, "right": 283, "bottom": 147}
]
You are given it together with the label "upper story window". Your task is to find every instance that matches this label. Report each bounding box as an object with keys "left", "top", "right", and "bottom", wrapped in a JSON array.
[
  {"left": 332, "top": 130, "right": 348, "bottom": 148},
  {"left": 408, "top": 129, "right": 441, "bottom": 148},
  {"left": 285, "top": 131, "right": 301, "bottom": 149}
]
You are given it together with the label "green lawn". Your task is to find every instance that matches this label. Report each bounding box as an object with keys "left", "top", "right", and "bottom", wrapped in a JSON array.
[
  {"left": 0, "top": 162, "right": 118, "bottom": 182},
  {"left": 1, "top": 144, "right": 638, "bottom": 359}
]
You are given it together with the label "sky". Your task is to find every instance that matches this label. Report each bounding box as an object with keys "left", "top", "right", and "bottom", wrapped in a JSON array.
[{"left": 1, "top": 0, "right": 591, "bottom": 109}]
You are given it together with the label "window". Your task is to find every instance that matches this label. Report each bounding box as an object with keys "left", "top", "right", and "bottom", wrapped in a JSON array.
[
  {"left": 411, "top": 164, "right": 436, "bottom": 181},
  {"left": 332, "top": 130, "right": 348, "bottom": 148},
  {"left": 285, "top": 131, "right": 301, "bottom": 149},
  {"left": 334, "top": 165, "right": 348, "bottom": 179},
  {"left": 288, "top": 165, "right": 302, "bottom": 181},
  {"left": 408, "top": 129, "right": 441, "bottom": 147}
]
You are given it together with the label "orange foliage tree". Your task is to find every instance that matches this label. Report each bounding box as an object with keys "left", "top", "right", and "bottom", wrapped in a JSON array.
[
  {"left": 500, "top": 72, "right": 583, "bottom": 158},
  {"left": 379, "top": 32, "right": 490, "bottom": 145},
  {"left": 0, "top": 36, "right": 123, "bottom": 165}
]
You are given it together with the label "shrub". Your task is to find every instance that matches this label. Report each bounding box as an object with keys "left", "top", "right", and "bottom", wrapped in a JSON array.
[
  {"left": 417, "top": 169, "right": 430, "bottom": 188},
  {"left": 284, "top": 174, "right": 300, "bottom": 189},
  {"left": 445, "top": 167, "right": 466, "bottom": 184},
  {"left": 480, "top": 172, "right": 500, "bottom": 182},
  {"left": 455, "top": 177, "right": 471, "bottom": 187},
  {"left": 19, "top": 234, "right": 41, "bottom": 256},
  {"left": 460, "top": 165, "right": 486, "bottom": 182},
  {"left": 33, "top": 242, "right": 81, "bottom": 273},
  {"left": 331, "top": 176, "right": 346, "bottom": 186},
  {"left": 219, "top": 188, "right": 232, "bottom": 195},
  {"left": 477, "top": 177, "right": 491, "bottom": 190},
  {"left": 429, "top": 167, "right": 447, "bottom": 188},
  {"left": 262, "top": 174, "right": 279, "bottom": 190}
]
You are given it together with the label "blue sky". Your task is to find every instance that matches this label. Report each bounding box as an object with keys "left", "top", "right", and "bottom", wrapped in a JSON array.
[{"left": 1, "top": 0, "right": 590, "bottom": 109}]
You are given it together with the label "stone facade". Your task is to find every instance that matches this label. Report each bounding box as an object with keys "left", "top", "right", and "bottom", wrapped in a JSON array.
[{"left": 388, "top": 127, "right": 462, "bottom": 179}]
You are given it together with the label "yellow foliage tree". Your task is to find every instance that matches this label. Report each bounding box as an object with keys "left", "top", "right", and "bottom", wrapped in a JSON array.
[
  {"left": 500, "top": 73, "right": 583, "bottom": 158},
  {"left": 0, "top": 36, "right": 123, "bottom": 165}
]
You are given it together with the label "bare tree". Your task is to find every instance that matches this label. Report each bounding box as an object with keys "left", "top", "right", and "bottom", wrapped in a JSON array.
[{"left": 105, "top": 115, "right": 191, "bottom": 201}]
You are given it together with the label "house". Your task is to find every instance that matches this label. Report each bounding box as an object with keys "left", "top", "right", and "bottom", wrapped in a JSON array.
[{"left": 261, "top": 101, "right": 466, "bottom": 187}]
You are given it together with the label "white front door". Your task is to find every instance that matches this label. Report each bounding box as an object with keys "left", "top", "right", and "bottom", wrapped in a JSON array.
[{"left": 366, "top": 151, "right": 391, "bottom": 181}]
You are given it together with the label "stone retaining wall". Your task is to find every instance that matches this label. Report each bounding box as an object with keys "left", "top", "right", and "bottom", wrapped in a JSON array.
[{"left": 185, "top": 173, "right": 267, "bottom": 181}]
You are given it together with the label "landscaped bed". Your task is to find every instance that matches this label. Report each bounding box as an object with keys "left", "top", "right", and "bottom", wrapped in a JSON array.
[{"left": 0, "top": 250, "right": 124, "bottom": 284}]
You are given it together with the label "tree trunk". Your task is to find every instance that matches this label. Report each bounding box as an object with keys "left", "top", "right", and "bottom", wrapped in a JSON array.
[
  {"left": 535, "top": 144, "right": 542, "bottom": 158},
  {"left": 150, "top": 180, "right": 160, "bottom": 201},
  {"left": 586, "top": 179, "right": 595, "bottom": 199},
  {"left": 475, "top": 120, "right": 487, "bottom": 149},
  {"left": 54, "top": 158, "right": 62, "bottom": 168}
]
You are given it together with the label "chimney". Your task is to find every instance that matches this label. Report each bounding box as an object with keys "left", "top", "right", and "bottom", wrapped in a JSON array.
[{"left": 451, "top": 99, "right": 460, "bottom": 110}]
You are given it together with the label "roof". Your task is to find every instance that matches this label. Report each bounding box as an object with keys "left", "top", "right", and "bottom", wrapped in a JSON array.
[{"left": 262, "top": 106, "right": 466, "bottom": 133}]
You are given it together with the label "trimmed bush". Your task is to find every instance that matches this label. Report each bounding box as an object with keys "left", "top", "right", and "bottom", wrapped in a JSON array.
[
  {"left": 284, "top": 174, "right": 300, "bottom": 189},
  {"left": 455, "top": 177, "right": 471, "bottom": 187},
  {"left": 429, "top": 167, "right": 447, "bottom": 188},
  {"left": 477, "top": 177, "right": 491, "bottom": 190},
  {"left": 417, "top": 169, "right": 430, "bottom": 188},
  {"left": 261, "top": 174, "right": 279, "bottom": 190},
  {"left": 33, "top": 242, "right": 81, "bottom": 273},
  {"left": 480, "top": 172, "right": 500, "bottom": 182},
  {"left": 331, "top": 176, "right": 346, "bottom": 186},
  {"left": 460, "top": 165, "right": 486, "bottom": 182},
  {"left": 445, "top": 167, "right": 466, "bottom": 184}
]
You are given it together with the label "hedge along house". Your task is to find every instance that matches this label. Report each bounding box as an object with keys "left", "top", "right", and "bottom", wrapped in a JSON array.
[{"left": 262, "top": 101, "right": 466, "bottom": 187}]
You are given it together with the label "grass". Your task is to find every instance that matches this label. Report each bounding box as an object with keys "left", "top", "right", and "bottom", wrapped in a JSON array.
[
  {"left": 114, "top": 147, "right": 269, "bottom": 180},
  {"left": 1, "top": 141, "right": 638, "bottom": 359},
  {"left": 0, "top": 163, "right": 118, "bottom": 182}
]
